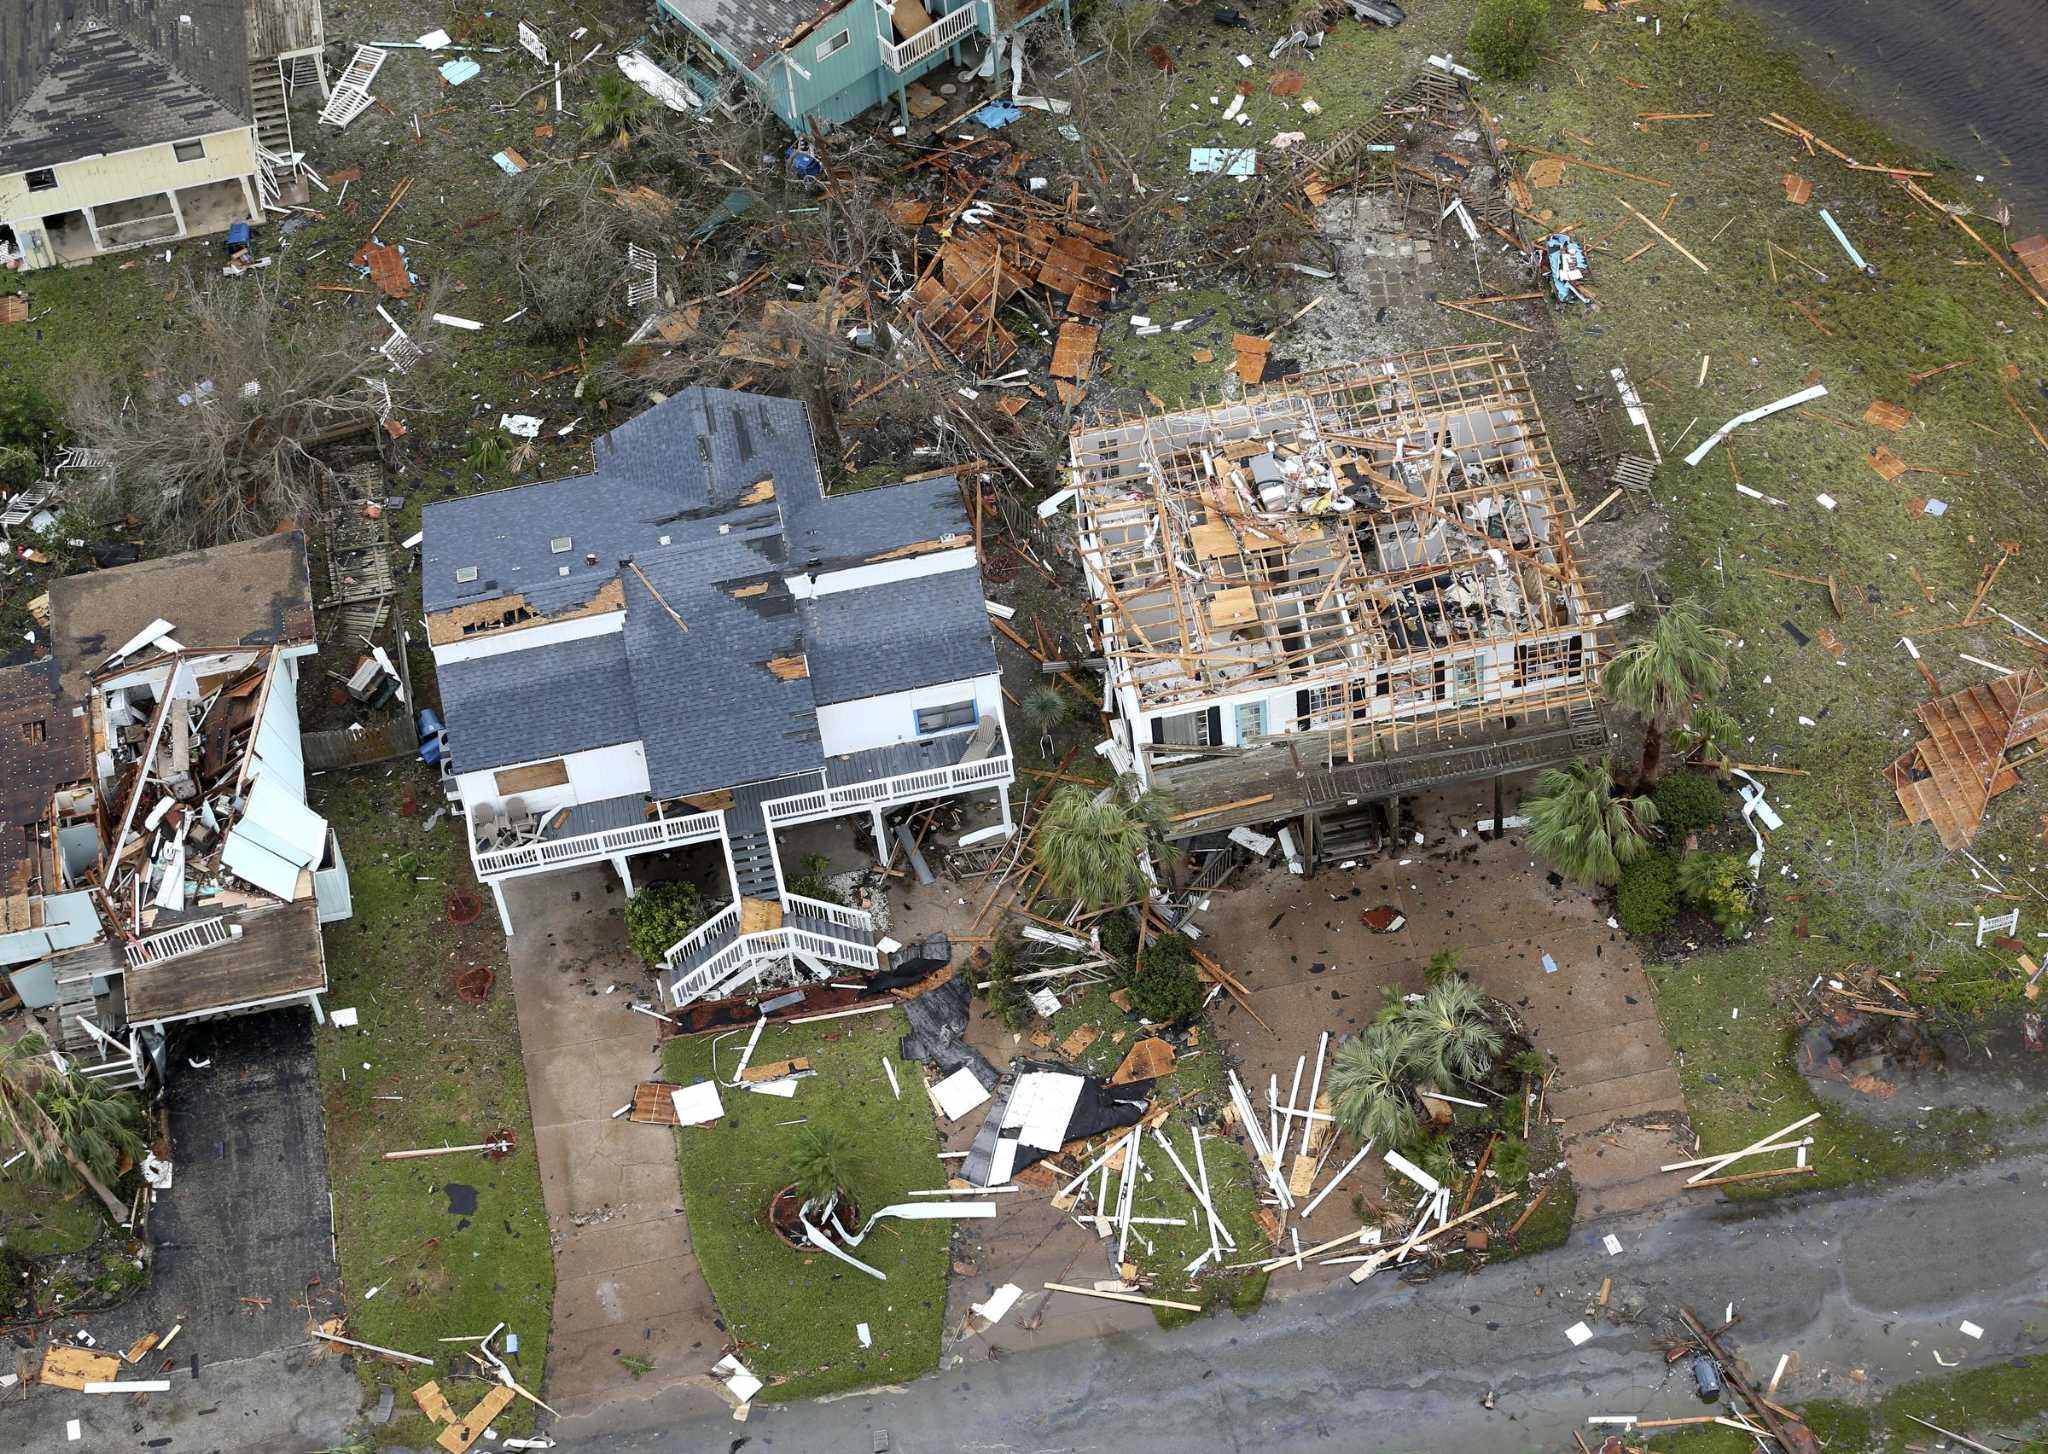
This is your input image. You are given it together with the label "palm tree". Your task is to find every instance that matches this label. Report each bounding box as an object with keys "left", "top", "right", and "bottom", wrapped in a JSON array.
[
  {"left": 1602, "top": 600, "right": 1729, "bottom": 784},
  {"left": 789, "top": 1125, "right": 854, "bottom": 1208},
  {"left": 1397, "top": 977, "right": 1503, "bottom": 1087},
  {"left": 0, "top": 1032, "right": 135, "bottom": 1221},
  {"left": 1033, "top": 777, "right": 1178, "bottom": 911},
  {"left": 1523, "top": 758, "right": 1659, "bottom": 886},
  {"left": 37, "top": 1072, "right": 145, "bottom": 1194},
  {"left": 1017, "top": 685, "right": 1072, "bottom": 758},
  {"left": 1327, "top": 1022, "right": 1420, "bottom": 1149},
  {"left": 1676, "top": 705, "right": 1741, "bottom": 778},
  {"left": 582, "top": 73, "right": 654, "bottom": 147}
]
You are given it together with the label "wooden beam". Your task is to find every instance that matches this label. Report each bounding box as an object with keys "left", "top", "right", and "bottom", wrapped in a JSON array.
[{"left": 1613, "top": 195, "right": 1711, "bottom": 273}]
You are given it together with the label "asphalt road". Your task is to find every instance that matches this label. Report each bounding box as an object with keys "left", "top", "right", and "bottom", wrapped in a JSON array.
[{"left": 562, "top": 1149, "right": 2048, "bottom": 1454}]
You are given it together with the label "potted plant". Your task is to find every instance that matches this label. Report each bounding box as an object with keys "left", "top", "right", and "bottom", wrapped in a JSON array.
[{"left": 768, "top": 1126, "right": 858, "bottom": 1247}]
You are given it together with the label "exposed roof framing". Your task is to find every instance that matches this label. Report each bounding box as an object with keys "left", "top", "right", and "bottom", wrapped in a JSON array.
[{"left": 1069, "top": 344, "right": 1606, "bottom": 758}]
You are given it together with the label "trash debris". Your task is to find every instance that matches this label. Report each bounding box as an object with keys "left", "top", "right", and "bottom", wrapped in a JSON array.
[
  {"left": 1886, "top": 669, "right": 2046, "bottom": 848},
  {"left": 1684, "top": 384, "right": 1830, "bottom": 467}
]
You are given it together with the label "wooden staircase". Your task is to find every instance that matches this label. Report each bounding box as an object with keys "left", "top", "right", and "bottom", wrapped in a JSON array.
[{"left": 248, "top": 59, "right": 292, "bottom": 155}]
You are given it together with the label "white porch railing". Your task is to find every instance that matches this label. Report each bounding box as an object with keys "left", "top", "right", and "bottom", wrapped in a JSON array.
[
  {"left": 127, "top": 915, "right": 233, "bottom": 968},
  {"left": 782, "top": 893, "right": 874, "bottom": 935},
  {"left": 666, "top": 924, "right": 881, "bottom": 1008},
  {"left": 662, "top": 901, "right": 741, "bottom": 972},
  {"left": 763, "top": 748, "right": 1014, "bottom": 829},
  {"left": 879, "top": 1, "right": 983, "bottom": 71},
  {"left": 472, "top": 808, "right": 723, "bottom": 879}
]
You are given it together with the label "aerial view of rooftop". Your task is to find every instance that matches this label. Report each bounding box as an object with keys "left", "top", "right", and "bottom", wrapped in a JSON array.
[{"left": 2, "top": 0, "right": 2045, "bottom": 1450}]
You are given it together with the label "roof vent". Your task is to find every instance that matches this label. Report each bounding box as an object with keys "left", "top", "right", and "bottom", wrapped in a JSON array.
[
  {"left": 550, "top": 536, "right": 572, "bottom": 554},
  {"left": 585, "top": 552, "right": 598, "bottom": 566},
  {"left": 658, "top": 534, "right": 672, "bottom": 546},
  {"left": 455, "top": 566, "right": 479, "bottom": 584}
]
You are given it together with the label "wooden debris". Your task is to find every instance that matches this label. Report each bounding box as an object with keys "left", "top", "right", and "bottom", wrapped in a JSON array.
[
  {"left": 414, "top": 1381, "right": 459, "bottom": 1423},
  {"left": 1867, "top": 446, "right": 1907, "bottom": 481},
  {"left": 39, "top": 1345, "right": 122, "bottom": 1390},
  {"left": 2015, "top": 234, "right": 2048, "bottom": 293},
  {"left": 1043, "top": 1281, "right": 1202, "bottom": 1313},
  {"left": 1050, "top": 322, "right": 1099, "bottom": 383},
  {"left": 1863, "top": 400, "right": 1912, "bottom": 431},
  {"left": 1526, "top": 156, "right": 1568, "bottom": 188},
  {"left": 1886, "top": 669, "right": 2048, "bottom": 849},
  {"left": 1059, "top": 1022, "right": 1101, "bottom": 1058},
  {"left": 1612, "top": 194, "right": 1710, "bottom": 273},
  {"left": 739, "top": 1057, "right": 811, "bottom": 1083},
  {"left": 1907, "top": 359, "right": 1971, "bottom": 389},
  {"left": 1503, "top": 142, "right": 1668, "bottom": 188},
  {"left": 438, "top": 1383, "right": 517, "bottom": 1454},
  {"left": 1232, "top": 334, "right": 1272, "bottom": 386},
  {"left": 1782, "top": 174, "right": 1812, "bottom": 205},
  {"left": 1107, "top": 1037, "right": 1177, "bottom": 1086}
]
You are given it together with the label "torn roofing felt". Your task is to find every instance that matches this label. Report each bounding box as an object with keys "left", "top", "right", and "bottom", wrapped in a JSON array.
[
  {"left": 962, "top": 1059, "right": 1154, "bottom": 1187},
  {"left": 897, "top": 975, "right": 996, "bottom": 1086}
]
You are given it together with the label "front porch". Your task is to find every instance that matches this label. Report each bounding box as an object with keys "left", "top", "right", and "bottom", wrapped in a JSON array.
[{"left": 27, "top": 176, "right": 260, "bottom": 268}]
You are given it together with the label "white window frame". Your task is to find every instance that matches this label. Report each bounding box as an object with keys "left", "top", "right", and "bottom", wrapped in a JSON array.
[
  {"left": 816, "top": 29, "right": 851, "bottom": 60},
  {"left": 914, "top": 699, "right": 977, "bottom": 736},
  {"left": 1232, "top": 700, "right": 1267, "bottom": 743},
  {"left": 25, "top": 168, "right": 57, "bottom": 192},
  {"left": 173, "top": 138, "right": 205, "bottom": 163}
]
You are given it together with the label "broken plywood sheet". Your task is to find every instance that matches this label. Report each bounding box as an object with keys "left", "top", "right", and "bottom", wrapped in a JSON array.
[
  {"left": 1059, "top": 1022, "right": 1101, "bottom": 1058},
  {"left": 351, "top": 241, "right": 412, "bottom": 298},
  {"left": 1050, "top": 321, "right": 1100, "bottom": 383},
  {"left": 40, "top": 1345, "right": 122, "bottom": 1389},
  {"left": 630, "top": 1080, "right": 685, "bottom": 1125},
  {"left": 1232, "top": 334, "right": 1271, "bottom": 386},
  {"left": 1868, "top": 445, "right": 1907, "bottom": 481},
  {"left": 1783, "top": 173, "right": 1813, "bottom": 205},
  {"left": 1864, "top": 399, "right": 1913, "bottom": 431},
  {"left": 413, "top": 1380, "right": 459, "bottom": 1423},
  {"left": 1526, "top": 155, "right": 1567, "bottom": 188},
  {"left": 437, "top": 1382, "right": 516, "bottom": 1454},
  {"left": 2014, "top": 234, "right": 2048, "bottom": 292},
  {"left": 739, "top": 896, "right": 784, "bottom": 935},
  {"left": 1885, "top": 669, "right": 2048, "bottom": 849},
  {"left": 739, "top": 1056, "right": 811, "bottom": 1084},
  {"left": 1208, "top": 586, "right": 1258, "bottom": 628},
  {"left": 1106, "top": 1036, "right": 1177, "bottom": 1086}
]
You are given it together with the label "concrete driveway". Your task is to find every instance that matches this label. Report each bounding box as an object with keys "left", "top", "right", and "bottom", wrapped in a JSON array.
[
  {"left": 501, "top": 867, "right": 727, "bottom": 1414},
  {"left": 0, "top": 1009, "right": 361, "bottom": 1453}
]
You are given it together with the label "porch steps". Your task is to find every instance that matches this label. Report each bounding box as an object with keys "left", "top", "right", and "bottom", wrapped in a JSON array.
[{"left": 249, "top": 60, "right": 292, "bottom": 154}]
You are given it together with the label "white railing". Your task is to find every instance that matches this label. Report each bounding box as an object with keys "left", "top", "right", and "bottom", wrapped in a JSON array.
[
  {"left": 782, "top": 893, "right": 875, "bottom": 936},
  {"left": 473, "top": 807, "right": 723, "bottom": 878},
  {"left": 127, "top": 915, "right": 232, "bottom": 968},
  {"left": 666, "top": 923, "right": 882, "bottom": 1009},
  {"left": 880, "top": 1, "right": 982, "bottom": 71},
  {"left": 662, "top": 901, "right": 741, "bottom": 971},
  {"left": 764, "top": 749, "right": 1013, "bottom": 829}
]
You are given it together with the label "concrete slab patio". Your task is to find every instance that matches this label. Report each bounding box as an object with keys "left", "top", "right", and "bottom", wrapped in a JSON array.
[{"left": 502, "top": 867, "right": 727, "bottom": 1417}]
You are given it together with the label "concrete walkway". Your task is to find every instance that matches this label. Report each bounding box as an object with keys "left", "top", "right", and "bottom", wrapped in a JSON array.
[{"left": 503, "top": 868, "right": 724, "bottom": 1412}]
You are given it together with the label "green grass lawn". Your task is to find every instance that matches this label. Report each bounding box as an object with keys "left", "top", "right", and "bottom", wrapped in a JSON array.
[
  {"left": 311, "top": 766, "right": 553, "bottom": 1443},
  {"left": 660, "top": 1010, "right": 950, "bottom": 1400},
  {"left": 0, "top": 1156, "right": 106, "bottom": 1258},
  {"left": 1663, "top": 1353, "right": 2048, "bottom": 1453}
]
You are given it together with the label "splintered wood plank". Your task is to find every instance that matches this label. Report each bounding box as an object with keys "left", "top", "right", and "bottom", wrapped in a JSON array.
[
  {"left": 1863, "top": 399, "right": 1913, "bottom": 431},
  {"left": 438, "top": 1383, "right": 516, "bottom": 1454},
  {"left": 1526, "top": 156, "right": 1568, "bottom": 188},
  {"left": 1233, "top": 334, "right": 1272, "bottom": 386},
  {"left": 1867, "top": 446, "right": 1908, "bottom": 480},
  {"left": 1107, "top": 1036, "right": 1177, "bottom": 1086},
  {"left": 1783, "top": 173, "right": 1813, "bottom": 204},
  {"left": 1049, "top": 321, "right": 1099, "bottom": 382},
  {"left": 739, "top": 1057, "right": 811, "bottom": 1084},
  {"left": 413, "top": 1381, "right": 459, "bottom": 1422},
  {"left": 630, "top": 1081, "right": 684, "bottom": 1125},
  {"left": 1059, "top": 1022, "right": 1100, "bottom": 1058}
]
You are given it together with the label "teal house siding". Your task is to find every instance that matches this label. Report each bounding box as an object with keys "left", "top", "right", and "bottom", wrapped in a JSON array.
[{"left": 653, "top": 0, "right": 1066, "bottom": 133}]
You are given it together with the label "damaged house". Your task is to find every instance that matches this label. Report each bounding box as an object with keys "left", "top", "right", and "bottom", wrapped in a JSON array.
[
  {"left": 1066, "top": 344, "right": 1613, "bottom": 867},
  {"left": 421, "top": 386, "right": 1014, "bottom": 1009},
  {"left": 0, "top": 533, "right": 351, "bottom": 1089},
  {"left": 1, "top": 0, "right": 326, "bottom": 270},
  {"left": 652, "top": 0, "right": 1069, "bottom": 132}
]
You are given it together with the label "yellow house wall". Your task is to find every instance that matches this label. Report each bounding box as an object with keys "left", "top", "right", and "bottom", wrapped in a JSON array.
[{"left": 0, "top": 124, "right": 257, "bottom": 219}]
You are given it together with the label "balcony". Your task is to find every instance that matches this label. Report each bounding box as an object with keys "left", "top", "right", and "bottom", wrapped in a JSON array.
[
  {"left": 763, "top": 723, "right": 1013, "bottom": 828},
  {"left": 880, "top": 0, "right": 983, "bottom": 72},
  {"left": 471, "top": 794, "right": 723, "bottom": 879}
]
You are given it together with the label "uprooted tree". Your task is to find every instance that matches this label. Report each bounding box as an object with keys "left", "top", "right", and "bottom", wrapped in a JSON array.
[{"left": 64, "top": 281, "right": 407, "bottom": 550}]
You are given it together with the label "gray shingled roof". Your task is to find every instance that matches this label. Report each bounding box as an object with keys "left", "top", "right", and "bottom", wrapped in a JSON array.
[
  {"left": 624, "top": 525, "right": 823, "bottom": 799},
  {"left": 659, "top": 0, "right": 837, "bottom": 69},
  {"left": 1, "top": 14, "right": 246, "bottom": 173},
  {"left": 424, "top": 386, "right": 993, "bottom": 797},
  {"left": 805, "top": 566, "right": 998, "bottom": 707},
  {"left": 437, "top": 634, "right": 641, "bottom": 775}
]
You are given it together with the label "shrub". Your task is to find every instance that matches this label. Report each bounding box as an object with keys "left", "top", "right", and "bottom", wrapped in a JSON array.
[
  {"left": 1651, "top": 772, "right": 1728, "bottom": 837},
  {"left": 1121, "top": 932, "right": 1205, "bottom": 1024},
  {"left": 982, "top": 922, "right": 1034, "bottom": 1032},
  {"left": 1677, "top": 851, "right": 1753, "bottom": 937},
  {"left": 788, "top": 852, "right": 846, "bottom": 906},
  {"left": 0, "top": 374, "right": 56, "bottom": 488},
  {"left": 1097, "top": 910, "right": 1139, "bottom": 968},
  {"left": 1616, "top": 851, "right": 1679, "bottom": 937},
  {"left": 788, "top": 1126, "right": 853, "bottom": 1204},
  {"left": 1423, "top": 947, "right": 1463, "bottom": 987},
  {"left": 1466, "top": 0, "right": 1550, "bottom": 81},
  {"left": 623, "top": 880, "right": 708, "bottom": 964}
]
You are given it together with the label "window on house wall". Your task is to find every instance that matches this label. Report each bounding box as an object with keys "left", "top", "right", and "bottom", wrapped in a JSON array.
[
  {"left": 1447, "top": 654, "right": 1486, "bottom": 703},
  {"left": 1380, "top": 662, "right": 1445, "bottom": 708},
  {"left": 1308, "top": 683, "right": 1346, "bottom": 723},
  {"left": 1156, "top": 709, "right": 1215, "bottom": 747},
  {"left": 817, "top": 29, "right": 850, "bottom": 59},
  {"left": 494, "top": 758, "right": 571, "bottom": 795},
  {"left": 173, "top": 139, "right": 205, "bottom": 162},
  {"left": 1232, "top": 701, "right": 1267, "bottom": 743},
  {"left": 1514, "top": 635, "right": 1584, "bottom": 687},
  {"left": 26, "top": 169, "right": 57, "bottom": 192},
  {"left": 915, "top": 699, "right": 977, "bottom": 735}
]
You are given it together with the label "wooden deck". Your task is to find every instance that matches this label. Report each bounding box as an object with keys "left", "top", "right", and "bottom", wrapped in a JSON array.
[{"left": 124, "top": 901, "right": 326, "bottom": 1023}]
